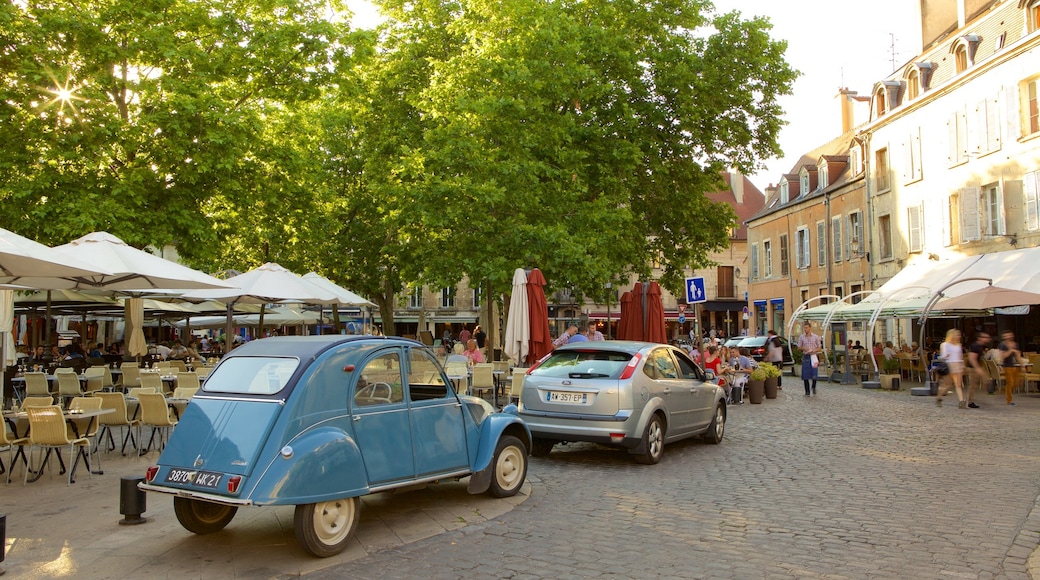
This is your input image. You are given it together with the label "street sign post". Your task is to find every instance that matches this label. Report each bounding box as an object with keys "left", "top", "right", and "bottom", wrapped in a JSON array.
[{"left": 685, "top": 277, "right": 706, "bottom": 304}]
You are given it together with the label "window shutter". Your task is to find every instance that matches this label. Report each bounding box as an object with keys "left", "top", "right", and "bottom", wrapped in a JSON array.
[
  {"left": 908, "top": 205, "right": 923, "bottom": 252},
  {"left": 960, "top": 187, "right": 981, "bottom": 241},
  {"left": 831, "top": 217, "right": 842, "bottom": 262},
  {"left": 817, "top": 222, "right": 826, "bottom": 266},
  {"left": 948, "top": 114, "right": 958, "bottom": 165},
  {"left": 751, "top": 244, "right": 759, "bottom": 280},
  {"left": 987, "top": 97, "right": 1001, "bottom": 151},
  {"left": 942, "top": 195, "right": 953, "bottom": 246},
  {"left": 1026, "top": 172, "right": 1039, "bottom": 231},
  {"left": 1006, "top": 85, "right": 1020, "bottom": 139},
  {"left": 903, "top": 137, "right": 913, "bottom": 181},
  {"left": 803, "top": 230, "right": 811, "bottom": 268}
]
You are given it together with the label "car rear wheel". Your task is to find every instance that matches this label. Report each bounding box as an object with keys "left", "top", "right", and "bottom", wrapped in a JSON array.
[
  {"left": 173, "top": 497, "right": 238, "bottom": 534},
  {"left": 704, "top": 404, "right": 725, "bottom": 444},
  {"left": 530, "top": 437, "right": 555, "bottom": 457},
  {"left": 633, "top": 413, "right": 665, "bottom": 465},
  {"left": 487, "top": 435, "right": 528, "bottom": 498},
  {"left": 294, "top": 497, "right": 361, "bottom": 558}
]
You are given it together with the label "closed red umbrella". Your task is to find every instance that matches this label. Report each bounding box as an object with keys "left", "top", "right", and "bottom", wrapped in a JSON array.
[
  {"left": 645, "top": 282, "right": 667, "bottom": 344},
  {"left": 526, "top": 268, "right": 553, "bottom": 364},
  {"left": 631, "top": 282, "right": 645, "bottom": 341},
  {"left": 617, "top": 291, "right": 632, "bottom": 340}
]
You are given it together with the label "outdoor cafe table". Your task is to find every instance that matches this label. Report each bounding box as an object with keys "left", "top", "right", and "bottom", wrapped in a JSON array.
[{"left": 2, "top": 407, "right": 114, "bottom": 482}]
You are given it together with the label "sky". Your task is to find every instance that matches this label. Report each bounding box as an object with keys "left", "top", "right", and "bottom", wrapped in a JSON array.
[{"left": 346, "top": 0, "right": 921, "bottom": 192}]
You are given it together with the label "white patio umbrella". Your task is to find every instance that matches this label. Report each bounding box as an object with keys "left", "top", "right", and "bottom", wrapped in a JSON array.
[
  {"left": 47, "top": 232, "right": 232, "bottom": 357},
  {"left": 0, "top": 227, "right": 111, "bottom": 288},
  {"left": 299, "top": 272, "right": 375, "bottom": 334},
  {"left": 502, "top": 268, "right": 530, "bottom": 365},
  {"left": 184, "top": 263, "right": 338, "bottom": 348}
]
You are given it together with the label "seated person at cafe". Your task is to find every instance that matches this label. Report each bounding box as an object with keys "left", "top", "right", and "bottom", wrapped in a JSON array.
[
  {"left": 64, "top": 342, "right": 86, "bottom": 360},
  {"left": 882, "top": 341, "right": 897, "bottom": 359},
  {"left": 168, "top": 340, "right": 189, "bottom": 360},
  {"left": 89, "top": 342, "right": 105, "bottom": 358}
]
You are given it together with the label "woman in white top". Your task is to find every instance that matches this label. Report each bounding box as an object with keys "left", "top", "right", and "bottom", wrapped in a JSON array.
[{"left": 936, "top": 328, "right": 965, "bottom": 408}]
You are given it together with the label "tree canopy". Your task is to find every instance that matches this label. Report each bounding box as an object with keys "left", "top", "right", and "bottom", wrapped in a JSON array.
[{"left": 2, "top": 0, "right": 796, "bottom": 329}]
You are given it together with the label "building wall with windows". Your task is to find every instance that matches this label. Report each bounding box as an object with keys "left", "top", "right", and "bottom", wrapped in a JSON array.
[
  {"left": 866, "top": 0, "right": 1040, "bottom": 295},
  {"left": 746, "top": 132, "right": 871, "bottom": 339}
]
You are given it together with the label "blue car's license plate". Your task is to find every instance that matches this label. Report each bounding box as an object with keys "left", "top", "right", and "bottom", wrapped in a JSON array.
[{"left": 165, "top": 468, "right": 223, "bottom": 488}]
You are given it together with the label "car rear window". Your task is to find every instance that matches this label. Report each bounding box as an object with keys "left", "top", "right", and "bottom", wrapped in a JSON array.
[
  {"left": 203, "top": 357, "right": 299, "bottom": 395},
  {"left": 529, "top": 350, "right": 632, "bottom": 379}
]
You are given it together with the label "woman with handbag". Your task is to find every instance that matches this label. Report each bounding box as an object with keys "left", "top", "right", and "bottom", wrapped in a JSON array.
[{"left": 936, "top": 328, "right": 965, "bottom": 408}]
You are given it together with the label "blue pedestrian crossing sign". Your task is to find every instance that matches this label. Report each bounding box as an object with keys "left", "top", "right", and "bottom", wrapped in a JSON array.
[{"left": 685, "top": 277, "right": 706, "bottom": 304}]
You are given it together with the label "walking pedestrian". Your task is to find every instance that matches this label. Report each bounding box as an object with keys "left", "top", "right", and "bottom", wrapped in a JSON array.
[
  {"left": 765, "top": 329, "right": 784, "bottom": 389},
  {"left": 966, "top": 332, "right": 991, "bottom": 408},
  {"left": 998, "top": 331, "right": 1022, "bottom": 406},
  {"left": 936, "top": 328, "right": 965, "bottom": 408},
  {"left": 797, "top": 322, "right": 822, "bottom": 395}
]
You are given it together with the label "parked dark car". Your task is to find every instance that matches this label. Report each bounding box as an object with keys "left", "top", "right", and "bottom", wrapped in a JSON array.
[
  {"left": 736, "top": 335, "right": 793, "bottom": 367},
  {"left": 140, "top": 336, "right": 531, "bottom": 557}
]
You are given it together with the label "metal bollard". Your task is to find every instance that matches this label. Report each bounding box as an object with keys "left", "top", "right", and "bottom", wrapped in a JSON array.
[
  {"left": 118, "top": 476, "right": 149, "bottom": 525},
  {"left": 1, "top": 513, "right": 6, "bottom": 567}
]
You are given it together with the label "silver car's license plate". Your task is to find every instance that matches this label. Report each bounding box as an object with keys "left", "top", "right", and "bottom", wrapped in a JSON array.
[
  {"left": 547, "top": 391, "right": 586, "bottom": 404},
  {"left": 165, "top": 468, "right": 223, "bottom": 488}
]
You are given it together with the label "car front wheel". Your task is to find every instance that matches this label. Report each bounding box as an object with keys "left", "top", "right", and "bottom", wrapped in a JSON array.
[
  {"left": 633, "top": 413, "right": 665, "bottom": 465},
  {"left": 294, "top": 497, "right": 361, "bottom": 558},
  {"left": 704, "top": 404, "right": 725, "bottom": 444},
  {"left": 173, "top": 497, "right": 238, "bottom": 534},
  {"left": 487, "top": 435, "right": 528, "bottom": 498}
]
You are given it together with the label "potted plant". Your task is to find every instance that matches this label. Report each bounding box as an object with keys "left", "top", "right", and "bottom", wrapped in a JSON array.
[
  {"left": 748, "top": 366, "right": 767, "bottom": 404},
  {"left": 760, "top": 362, "right": 781, "bottom": 399},
  {"left": 880, "top": 357, "right": 902, "bottom": 390}
]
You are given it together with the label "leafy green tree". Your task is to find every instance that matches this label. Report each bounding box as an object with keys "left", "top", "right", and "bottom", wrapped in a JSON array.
[
  {"left": 0, "top": 0, "right": 350, "bottom": 259},
  {"left": 388, "top": 0, "right": 796, "bottom": 300}
]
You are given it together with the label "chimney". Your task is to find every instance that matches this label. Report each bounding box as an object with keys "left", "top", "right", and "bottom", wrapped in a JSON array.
[
  {"left": 730, "top": 170, "right": 744, "bottom": 204},
  {"left": 838, "top": 88, "right": 859, "bottom": 133}
]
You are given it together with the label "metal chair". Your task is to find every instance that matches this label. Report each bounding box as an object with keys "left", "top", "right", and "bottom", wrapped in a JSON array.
[
  {"left": 24, "top": 405, "right": 92, "bottom": 486},
  {"left": 67, "top": 396, "right": 104, "bottom": 474},
  {"left": 95, "top": 392, "right": 139, "bottom": 455},
  {"left": 56, "top": 371, "right": 83, "bottom": 408},
  {"left": 138, "top": 392, "right": 177, "bottom": 455},
  {"left": 23, "top": 372, "right": 52, "bottom": 397},
  {"left": 470, "top": 363, "right": 495, "bottom": 400},
  {"left": 0, "top": 419, "right": 30, "bottom": 483}
]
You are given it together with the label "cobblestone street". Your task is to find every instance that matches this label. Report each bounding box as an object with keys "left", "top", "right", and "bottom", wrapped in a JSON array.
[{"left": 306, "top": 383, "right": 1040, "bottom": 579}]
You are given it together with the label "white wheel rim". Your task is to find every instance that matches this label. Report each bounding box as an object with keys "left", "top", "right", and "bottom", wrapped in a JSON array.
[
  {"left": 496, "top": 445, "right": 524, "bottom": 491},
  {"left": 648, "top": 420, "right": 663, "bottom": 458},
  {"left": 313, "top": 499, "right": 355, "bottom": 545},
  {"left": 715, "top": 409, "right": 725, "bottom": 439}
]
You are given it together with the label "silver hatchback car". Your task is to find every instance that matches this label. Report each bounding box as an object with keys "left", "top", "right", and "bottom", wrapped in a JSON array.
[{"left": 518, "top": 341, "right": 726, "bottom": 464}]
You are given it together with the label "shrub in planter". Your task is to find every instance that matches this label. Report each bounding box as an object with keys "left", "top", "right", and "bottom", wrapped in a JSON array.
[
  {"left": 750, "top": 366, "right": 769, "bottom": 381},
  {"left": 881, "top": 357, "right": 901, "bottom": 374},
  {"left": 760, "top": 363, "right": 782, "bottom": 379}
]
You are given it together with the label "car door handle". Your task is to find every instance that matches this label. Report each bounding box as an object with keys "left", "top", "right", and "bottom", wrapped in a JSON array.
[
  {"left": 690, "top": 388, "right": 697, "bottom": 393},
  {"left": 662, "top": 388, "right": 671, "bottom": 394},
  {"left": 352, "top": 415, "right": 361, "bottom": 422}
]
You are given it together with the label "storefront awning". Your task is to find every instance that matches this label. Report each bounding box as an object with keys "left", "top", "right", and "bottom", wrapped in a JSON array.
[{"left": 701, "top": 300, "right": 747, "bottom": 312}]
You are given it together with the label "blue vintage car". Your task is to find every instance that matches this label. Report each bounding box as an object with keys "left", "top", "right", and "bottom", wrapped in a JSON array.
[{"left": 140, "top": 336, "right": 531, "bottom": 557}]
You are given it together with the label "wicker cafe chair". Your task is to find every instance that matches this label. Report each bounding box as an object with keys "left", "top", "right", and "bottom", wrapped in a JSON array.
[
  {"left": 139, "top": 372, "right": 167, "bottom": 395},
  {"left": 175, "top": 372, "right": 201, "bottom": 390},
  {"left": 0, "top": 420, "right": 30, "bottom": 483},
  {"left": 56, "top": 371, "right": 83, "bottom": 408},
  {"left": 23, "top": 372, "right": 52, "bottom": 397},
  {"left": 67, "top": 396, "right": 104, "bottom": 474},
  {"left": 470, "top": 363, "right": 495, "bottom": 399},
  {"left": 95, "top": 392, "right": 139, "bottom": 455},
  {"left": 120, "top": 366, "right": 141, "bottom": 390},
  {"left": 138, "top": 392, "right": 177, "bottom": 455},
  {"left": 24, "top": 405, "right": 92, "bottom": 486}
]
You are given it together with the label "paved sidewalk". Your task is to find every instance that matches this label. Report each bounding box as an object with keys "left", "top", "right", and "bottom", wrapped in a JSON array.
[{"left": 0, "top": 444, "right": 530, "bottom": 578}]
